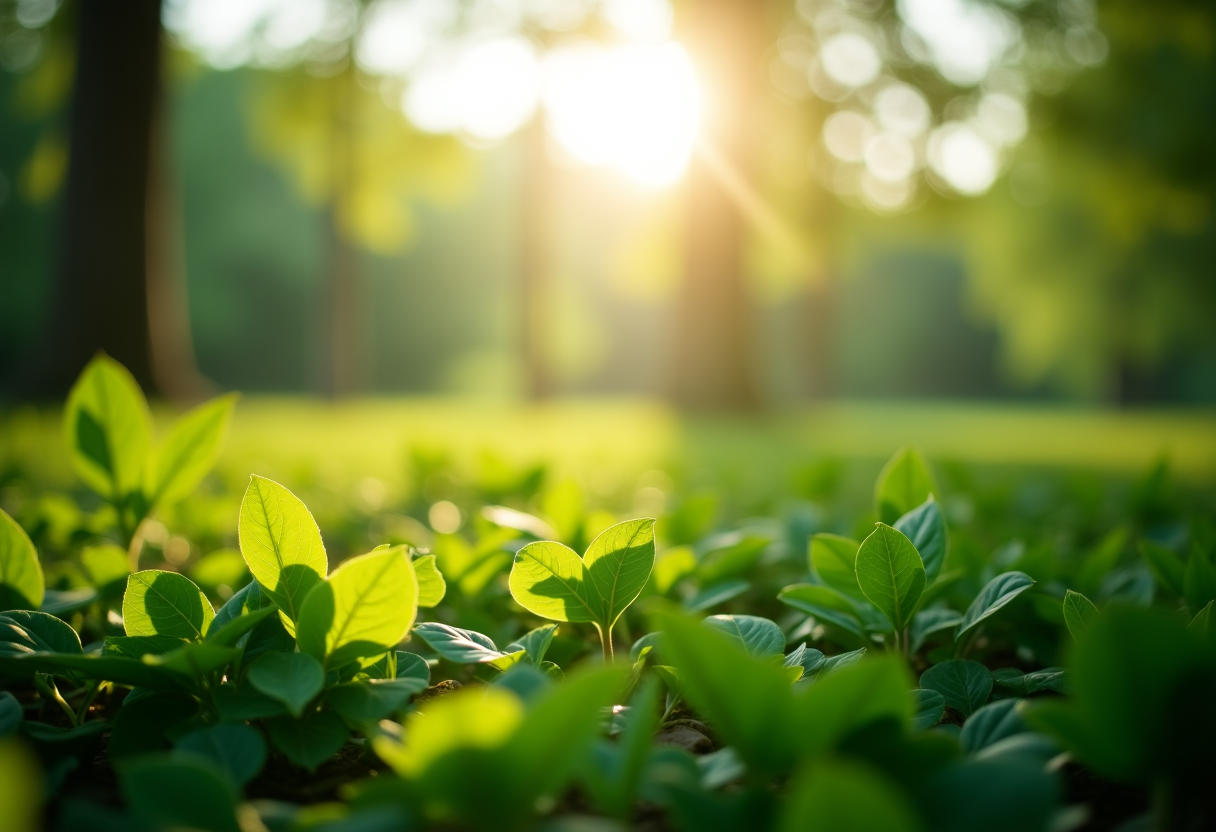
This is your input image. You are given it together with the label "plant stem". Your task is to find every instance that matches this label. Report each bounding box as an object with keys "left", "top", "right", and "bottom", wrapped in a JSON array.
[
  {"left": 74, "top": 681, "right": 104, "bottom": 725},
  {"left": 597, "top": 624, "right": 615, "bottom": 663},
  {"left": 35, "top": 674, "right": 78, "bottom": 727}
]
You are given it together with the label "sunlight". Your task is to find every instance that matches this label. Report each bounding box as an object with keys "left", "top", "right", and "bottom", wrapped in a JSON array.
[{"left": 542, "top": 41, "right": 701, "bottom": 187}]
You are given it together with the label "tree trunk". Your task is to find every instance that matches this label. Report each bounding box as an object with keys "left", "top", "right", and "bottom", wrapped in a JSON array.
[
  {"left": 669, "top": 0, "right": 764, "bottom": 410},
  {"left": 519, "top": 115, "right": 552, "bottom": 400},
  {"left": 22, "top": 0, "right": 164, "bottom": 397}
]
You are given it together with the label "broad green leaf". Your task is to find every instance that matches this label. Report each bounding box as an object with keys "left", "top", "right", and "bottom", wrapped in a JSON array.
[
  {"left": 794, "top": 656, "right": 912, "bottom": 755},
  {"left": 211, "top": 580, "right": 267, "bottom": 633},
  {"left": 64, "top": 354, "right": 152, "bottom": 501},
  {"left": 0, "top": 652, "right": 192, "bottom": 691},
  {"left": 144, "top": 642, "right": 239, "bottom": 678},
  {"left": 0, "top": 691, "right": 22, "bottom": 736},
  {"left": 1189, "top": 600, "right": 1213, "bottom": 632},
  {"left": 894, "top": 497, "right": 948, "bottom": 584},
  {"left": 214, "top": 684, "right": 289, "bottom": 721},
  {"left": 0, "top": 508, "right": 43, "bottom": 612},
  {"left": 784, "top": 643, "right": 826, "bottom": 678},
  {"left": 0, "top": 610, "right": 82, "bottom": 656},
  {"left": 175, "top": 723, "right": 266, "bottom": 786},
  {"left": 855, "top": 523, "right": 926, "bottom": 632},
  {"left": 1184, "top": 551, "right": 1216, "bottom": 615},
  {"left": 817, "top": 647, "right": 869, "bottom": 677},
  {"left": 505, "top": 623, "right": 558, "bottom": 666},
  {"left": 394, "top": 651, "right": 431, "bottom": 689},
  {"left": 247, "top": 651, "right": 324, "bottom": 718},
  {"left": 910, "top": 688, "right": 946, "bottom": 731},
  {"left": 203, "top": 605, "right": 275, "bottom": 648},
  {"left": 328, "top": 680, "right": 416, "bottom": 723},
  {"left": 874, "top": 447, "right": 935, "bottom": 525},
  {"left": 109, "top": 693, "right": 200, "bottom": 761},
  {"left": 296, "top": 546, "right": 417, "bottom": 669},
  {"left": 373, "top": 685, "right": 524, "bottom": 778},
  {"left": 104, "top": 634, "right": 187, "bottom": 658},
  {"left": 955, "top": 572, "right": 1034, "bottom": 641},
  {"left": 237, "top": 475, "right": 327, "bottom": 627},
  {"left": 123, "top": 570, "right": 214, "bottom": 640},
  {"left": 1062, "top": 589, "right": 1099, "bottom": 643},
  {"left": 579, "top": 517, "right": 657, "bottom": 620},
  {"left": 703, "top": 614, "right": 785, "bottom": 657},
  {"left": 144, "top": 393, "right": 238, "bottom": 508},
  {"left": 119, "top": 754, "right": 240, "bottom": 832},
  {"left": 991, "top": 668, "right": 1068, "bottom": 696},
  {"left": 960, "top": 698, "right": 1027, "bottom": 754},
  {"left": 412, "top": 622, "right": 523, "bottom": 668},
  {"left": 778, "top": 583, "right": 865, "bottom": 639},
  {"left": 413, "top": 554, "right": 446, "bottom": 608},
  {"left": 919, "top": 758, "right": 1059, "bottom": 832},
  {"left": 780, "top": 760, "right": 921, "bottom": 832},
  {"left": 81, "top": 544, "right": 130, "bottom": 591},
  {"left": 911, "top": 608, "right": 963, "bottom": 652},
  {"left": 509, "top": 540, "right": 597, "bottom": 623},
  {"left": 920, "top": 660, "right": 992, "bottom": 716},
  {"left": 1139, "top": 539, "right": 1186, "bottom": 598},
  {"left": 810, "top": 534, "right": 864, "bottom": 601}
]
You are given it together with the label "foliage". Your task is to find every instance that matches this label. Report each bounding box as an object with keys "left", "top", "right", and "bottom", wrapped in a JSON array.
[{"left": 0, "top": 359, "right": 1214, "bottom": 831}]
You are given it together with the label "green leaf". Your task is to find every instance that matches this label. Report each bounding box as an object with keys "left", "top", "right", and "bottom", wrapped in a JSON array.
[
  {"left": 810, "top": 534, "right": 864, "bottom": 601},
  {"left": 893, "top": 496, "right": 948, "bottom": 584},
  {"left": 919, "top": 758, "right": 1059, "bottom": 832},
  {"left": 413, "top": 554, "right": 447, "bottom": 608},
  {"left": 204, "top": 605, "right": 275, "bottom": 648},
  {"left": 684, "top": 579, "right": 751, "bottom": 612},
  {"left": 960, "top": 698, "right": 1027, "bottom": 755},
  {"left": 874, "top": 446, "right": 935, "bottom": 525},
  {"left": 509, "top": 540, "right": 597, "bottom": 623},
  {"left": 237, "top": 475, "right": 327, "bottom": 628},
  {"left": 779, "top": 760, "right": 921, "bottom": 832},
  {"left": 328, "top": 680, "right": 416, "bottom": 723},
  {"left": 109, "top": 693, "right": 200, "bottom": 761},
  {"left": 296, "top": 546, "right": 417, "bottom": 669},
  {"left": 910, "top": 688, "right": 945, "bottom": 731},
  {"left": 144, "top": 393, "right": 238, "bottom": 508},
  {"left": 703, "top": 615, "right": 785, "bottom": 658},
  {"left": 777, "top": 584, "right": 865, "bottom": 639},
  {"left": 0, "top": 508, "right": 44, "bottom": 612},
  {"left": 411, "top": 622, "right": 522, "bottom": 667},
  {"left": 145, "top": 642, "right": 239, "bottom": 678},
  {"left": 817, "top": 647, "right": 869, "bottom": 677},
  {"left": 991, "top": 668, "right": 1067, "bottom": 696},
  {"left": 38, "top": 587, "right": 96, "bottom": 617},
  {"left": 955, "top": 572, "right": 1034, "bottom": 641},
  {"left": 0, "top": 691, "right": 22, "bottom": 736},
  {"left": 509, "top": 518, "right": 656, "bottom": 633},
  {"left": 122, "top": 570, "right": 214, "bottom": 640},
  {"left": 1139, "top": 539, "right": 1186, "bottom": 598},
  {"left": 211, "top": 580, "right": 267, "bottom": 633},
  {"left": 505, "top": 623, "right": 558, "bottom": 666},
  {"left": 794, "top": 656, "right": 912, "bottom": 755},
  {"left": 1062, "top": 589, "right": 1099, "bottom": 643},
  {"left": 81, "top": 544, "right": 131, "bottom": 592},
  {"left": 175, "top": 723, "right": 266, "bottom": 786},
  {"left": 1184, "top": 551, "right": 1216, "bottom": 615},
  {"left": 214, "top": 684, "right": 289, "bottom": 721},
  {"left": 910, "top": 608, "right": 963, "bottom": 652},
  {"left": 119, "top": 754, "right": 240, "bottom": 832},
  {"left": 783, "top": 644, "right": 825, "bottom": 678},
  {"left": 394, "top": 651, "right": 431, "bottom": 689},
  {"left": 0, "top": 610, "right": 82, "bottom": 656},
  {"left": 1, "top": 652, "right": 192, "bottom": 691},
  {"left": 920, "top": 660, "right": 992, "bottom": 716},
  {"left": 104, "top": 634, "right": 187, "bottom": 658},
  {"left": 1189, "top": 600, "right": 1213, "bottom": 632},
  {"left": 247, "top": 651, "right": 324, "bottom": 718},
  {"left": 64, "top": 354, "right": 152, "bottom": 501},
  {"left": 855, "top": 523, "right": 926, "bottom": 632}
]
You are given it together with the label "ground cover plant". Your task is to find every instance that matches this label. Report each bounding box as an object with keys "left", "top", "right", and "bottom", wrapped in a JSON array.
[{"left": 0, "top": 357, "right": 1214, "bottom": 831}]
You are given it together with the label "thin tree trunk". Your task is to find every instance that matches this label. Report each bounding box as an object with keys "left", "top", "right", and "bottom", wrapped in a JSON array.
[
  {"left": 519, "top": 115, "right": 552, "bottom": 400},
  {"left": 22, "top": 0, "right": 164, "bottom": 397},
  {"left": 669, "top": 0, "right": 764, "bottom": 410}
]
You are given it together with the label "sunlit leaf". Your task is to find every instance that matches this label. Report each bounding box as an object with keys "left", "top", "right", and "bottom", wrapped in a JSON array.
[
  {"left": 64, "top": 354, "right": 152, "bottom": 501},
  {"left": 855, "top": 523, "right": 925, "bottom": 632},
  {"left": 122, "top": 570, "right": 214, "bottom": 640},
  {"left": 144, "top": 393, "right": 238, "bottom": 508},
  {"left": 0, "top": 508, "right": 44, "bottom": 612},
  {"left": 413, "top": 554, "right": 446, "bottom": 608}
]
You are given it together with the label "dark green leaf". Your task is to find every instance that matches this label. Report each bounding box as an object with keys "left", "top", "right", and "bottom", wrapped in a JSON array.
[
  {"left": 119, "top": 754, "right": 240, "bottom": 832},
  {"left": 1184, "top": 552, "right": 1216, "bottom": 615},
  {"left": 214, "top": 684, "right": 289, "bottom": 721},
  {"left": 1140, "top": 539, "right": 1186, "bottom": 598},
  {"left": 1063, "top": 589, "right": 1099, "bottom": 643},
  {"left": 175, "top": 723, "right": 266, "bottom": 786},
  {"left": 684, "top": 579, "right": 750, "bottom": 612},
  {"left": 328, "top": 680, "right": 416, "bottom": 723},
  {"left": 955, "top": 572, "right": 1034, "bottom": 641},
  {"left": 0, "top": 610, "right": 82, "bottom": 656},
  {"left": 920, "top": 660, "right": 993, "bottom": 716},
  {"left": 894, "top": 496, "right": 948, "bottom": 584},
  {"left": 874, "top": 447, "right": 935, "bottom": 525},
  {"left": 109, "top": 694, "right": 200, "bottom": 761},
  {"left": 991, "top": 668, "right": 1068, "bottom": 696},
  {"left": 779, "top": 759, "right": 920, "bottom": 832},
  {"left": 919, "top": 758, "right": 1060, "bottom": 832},
  {"left": 703, "top": 614, "right": 785, "bottom": 658},
  {"left": 266, "top": 711, "right": 350, "bottom": 770},
  {"left": 777, "top": 584, "right": 865, "bottom": 639},
  {"left": 910, "top": 608, "right": 962, "bottom": 652},
  {"left": 809, "top": 534, "right": 864, "bottom": 601},
  {"left": 247, "top": 651, "right": 324, "bottom": 718},
  {"left": 910, "top": 688, "right": 946, "bottom": 731},
  {"left": 960, "top": 698, "right": 1027, "bottom": 754},
  {"left": 855, "top": 523, "right": 925, "bottom": 632},
  {"left": 0, "top": 691, "right": 22, "bottom": 736}
]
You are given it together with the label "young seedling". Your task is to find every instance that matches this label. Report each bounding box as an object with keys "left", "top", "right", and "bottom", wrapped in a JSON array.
[{"left": 509, "top": 518, "right": 656, "bottom": 660}]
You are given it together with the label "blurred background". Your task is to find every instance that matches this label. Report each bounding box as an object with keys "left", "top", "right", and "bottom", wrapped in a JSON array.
[{"left": 0, "top": 0, "right": 1214, "bottom": 410}]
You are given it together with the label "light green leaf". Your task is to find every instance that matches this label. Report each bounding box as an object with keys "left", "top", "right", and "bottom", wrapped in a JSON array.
[
  {"left": 910, "top": 688, "right": 945, "bottom": 731},
  {"left": 296, "top": 546, "right": 417, "bottom": 669},
  {"left": 956, "top": 572, "right": 1035, "bottom": 641},
  {"left": 920, "top": 659, "right": 992, "bottom": 716},
  {"left": 780, "top": 760, "right": 921, "bottom": 832},
  {"left": 174, "top": 723, "right": 266, "bottom": 786},
  {"left": 894, "top": 496, "right": 948, "bottom": 584},
  {"left": 123, "top": 570, "right": 214, "bottom": 640},
  {"left": 874, "top": 446, "right": 936, "bottom": 525},
  {"left": 0, "top": 509, "right": 43, "bottom": 612},
  {"left": 855, "top": 523, "right": 926, "bottom": 632},
  {"left": 237, "top": 475, "right": 327, "bottom": 628},
  {"left": 703, "top": 614, "right": 785, "bottom": 658},
  {"left": 505, "top": 623, "right": 558, "bottom": 666},
  {"left": 509, "top": 540, "right": 597, "bottom": 623},
  {"left": 810, "top": 534, "right": 864, "bottom": 601},
  {"left": 64, "top": 354, "right": 152, "bottom": 501},
  {"left": 1063, "top": 589, "right": 1099, "bottom": 643},
  {"left": 266, "top": 711, "right": 349, "bottom": 771},
  {"left": 583, "top": 518, "right": 657, "bottom": 627},
  {"left": 119, "top": 754, "right": 240, "bottom": 832},
  {"left": 81, "top": 544, "right": 131, "bottom": 591},
  {"left": 144, "top": 393, "right": 238, "bottom": 508},
  {"left": 412, "top": 554, "right": 446, "bottom": 608},
  {"left": 778, "top": 583, "right": 865, "bottom": 639},
  {"left": 412, "top": 621, "right": 521, "bottom": 667},
  {"left": 247, "top": 651, "right": 324, "bottom": 718}
]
